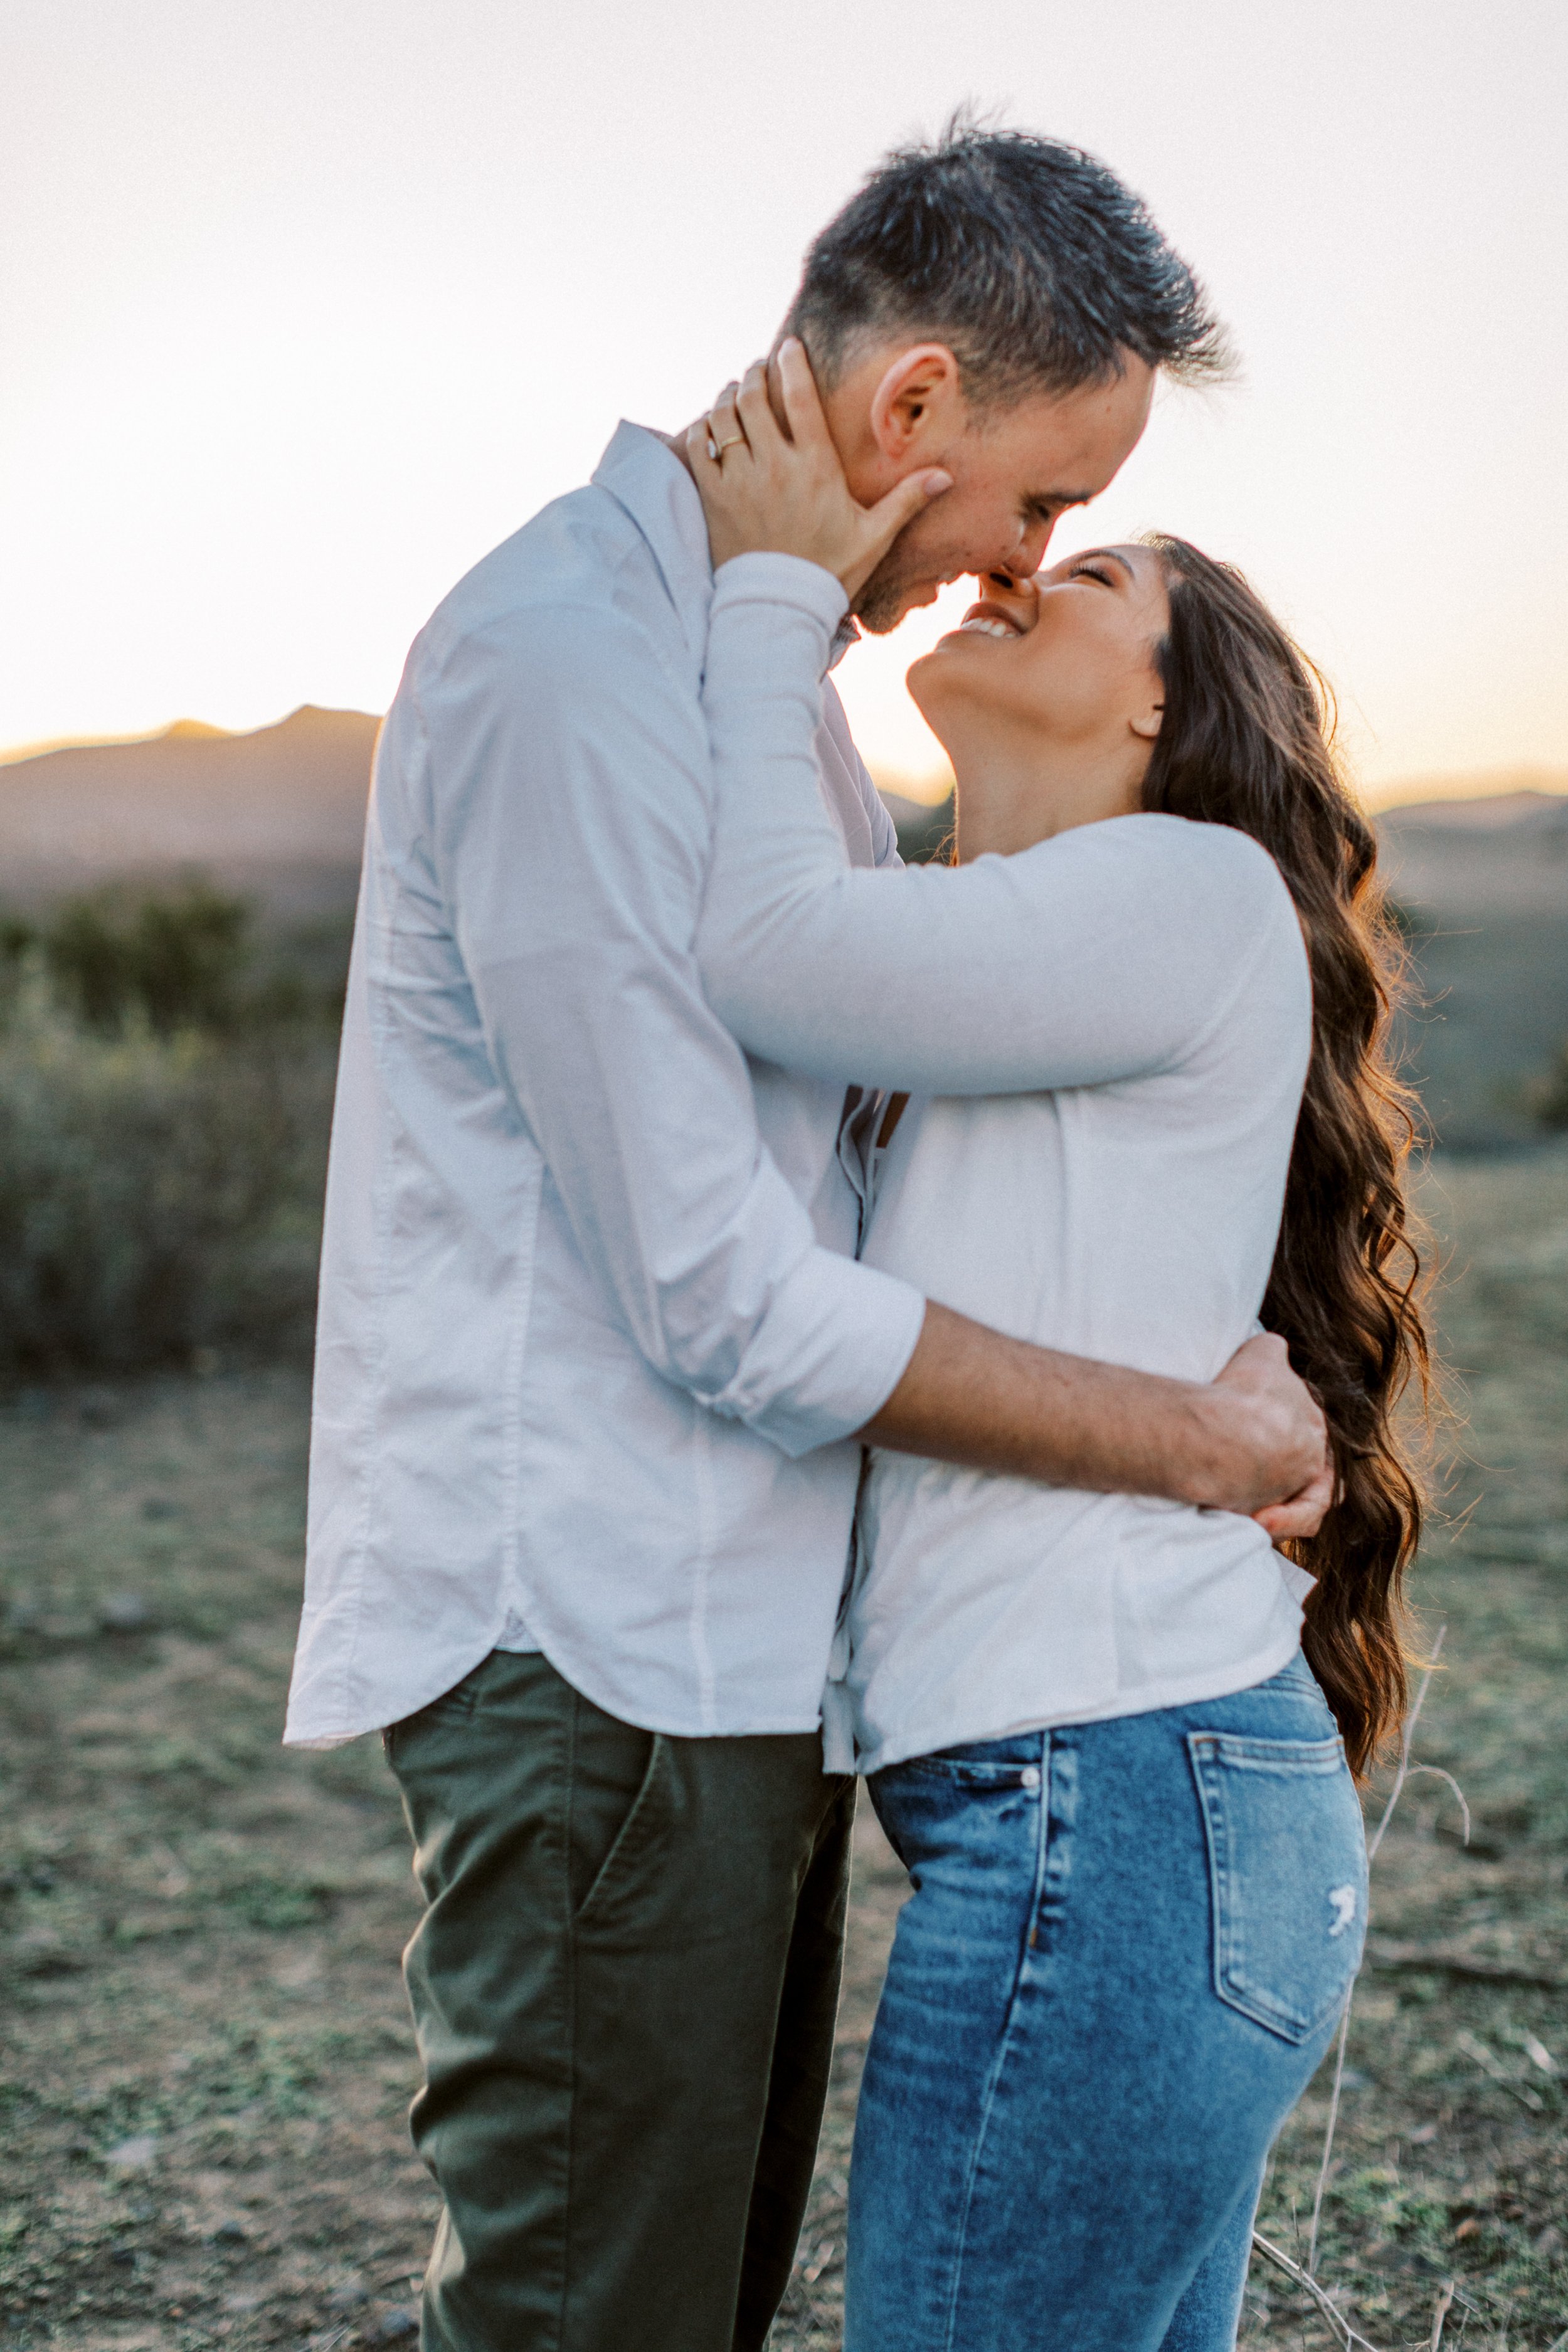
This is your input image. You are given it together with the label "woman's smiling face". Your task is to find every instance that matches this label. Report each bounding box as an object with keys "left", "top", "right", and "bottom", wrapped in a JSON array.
[{"left": 908, "top": 542, "right": 1171, "bottom": 768}]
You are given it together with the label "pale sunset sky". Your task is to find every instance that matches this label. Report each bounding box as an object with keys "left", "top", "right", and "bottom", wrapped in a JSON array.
[{"left": 2, "top": 0, "right": 1564, "bottom": 801}]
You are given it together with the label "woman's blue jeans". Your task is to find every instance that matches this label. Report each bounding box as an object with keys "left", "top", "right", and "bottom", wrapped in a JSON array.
[{"left": 845, "top": 1653, "right": 1367, "bottom": 2352}]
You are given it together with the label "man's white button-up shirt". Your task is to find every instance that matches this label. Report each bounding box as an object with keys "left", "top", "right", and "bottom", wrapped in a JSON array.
[{"left": 283, "top": 424, "right": 926, "bottom": 1747}]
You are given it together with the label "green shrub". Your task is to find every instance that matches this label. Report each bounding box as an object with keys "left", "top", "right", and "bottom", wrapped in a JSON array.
[
  {"left": 42, "top": 880, "right": 253, "bottom": 1036},
  {"left": 0, "top": 919, "right": 36, "bottom": 1030},
  {"left": 1530, "top": 1040, "right": 1568, "bottom": 1130},
  {"left": 0, "top": 983, "right": 334, "bottom": 1375}
]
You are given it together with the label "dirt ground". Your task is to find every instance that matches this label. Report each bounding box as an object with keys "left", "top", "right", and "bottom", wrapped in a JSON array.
[{"left": 2, "top": 1148, "right": 1565, "bottom": 2351}]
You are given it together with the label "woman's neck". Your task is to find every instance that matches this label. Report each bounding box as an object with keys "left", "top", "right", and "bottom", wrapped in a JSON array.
[{"left": 950, "top": 734, "right": 1146, "bottom": 862}]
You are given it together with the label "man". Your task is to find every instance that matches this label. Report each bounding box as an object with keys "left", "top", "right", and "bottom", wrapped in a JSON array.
[{"left": 286, "top": 126, "right": 1327, "bottom": 2352}]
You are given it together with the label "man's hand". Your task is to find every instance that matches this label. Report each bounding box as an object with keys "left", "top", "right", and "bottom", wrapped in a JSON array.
[
  {"left": 685, "top": 340, "right": 950, "bottom": 602},
  {"left": 860, "top": 1306, "right": 1332, "bottom": 1528},
  {"left": 1254, "top": 1461, "right": 1336, "bottom": 1545},
  {"left": 1212, "top": 1333, "right": 1333, "bottom": 1542}
]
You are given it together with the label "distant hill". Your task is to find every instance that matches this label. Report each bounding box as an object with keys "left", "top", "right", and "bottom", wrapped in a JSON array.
[
  {"left": 0, "top": 706, "right": 378, "bottom": 917},
  {"left": 1375, "top": 788, "right": 1568, "bottom": 1149},
  {"left": 1379, "top": 788, "right": 1568, "bottom": 914},
  {"left": 1365, "top": 762, "right": 1568, "bottom": 816}
]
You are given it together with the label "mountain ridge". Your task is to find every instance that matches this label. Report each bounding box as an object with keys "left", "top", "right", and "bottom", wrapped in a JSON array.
[{"left": 0, "top": 706, "right": 379, "bottom": 913}]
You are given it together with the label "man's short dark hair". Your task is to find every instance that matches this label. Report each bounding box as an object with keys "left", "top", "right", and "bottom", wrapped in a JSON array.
[{"left": 788, "top": 119, "right": 1232, "bottom": 407}]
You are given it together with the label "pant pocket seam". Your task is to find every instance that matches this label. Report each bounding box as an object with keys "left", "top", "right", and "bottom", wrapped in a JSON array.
[
  {"left": 572, "top": 1732, "right": 670, "bottom": 1929},
  {"left": 1188, "top": 1730, "right": 1367, "bottom": 2047},
  {"left": 940, "top": 1734, "right": 1055, "bottom": 2349}
]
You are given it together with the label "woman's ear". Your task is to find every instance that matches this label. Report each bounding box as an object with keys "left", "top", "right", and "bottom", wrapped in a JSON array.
[{"left": 1129, "top": 698, "right": 1164, "bottom": 743}]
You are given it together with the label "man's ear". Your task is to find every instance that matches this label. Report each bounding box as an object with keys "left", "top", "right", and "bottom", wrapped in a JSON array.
[
  {"left": 1129, "top": 699, "right": 1164, "bottom": 743},
  {"left": 868, "top": 345, "right": 965, "bottom": 465}
]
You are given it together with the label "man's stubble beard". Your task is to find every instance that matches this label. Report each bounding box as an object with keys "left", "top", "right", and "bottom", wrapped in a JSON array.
[
  {"left": 851, "top": 558, "right": 912, "bottom": 636},
  {"left": 851, "top": 524, "right": 943, "bottom": 636}
]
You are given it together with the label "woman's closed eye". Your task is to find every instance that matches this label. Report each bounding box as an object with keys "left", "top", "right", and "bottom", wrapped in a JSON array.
[{"left": 1069, "top": 561, "right": 1118, "bottom": 588}]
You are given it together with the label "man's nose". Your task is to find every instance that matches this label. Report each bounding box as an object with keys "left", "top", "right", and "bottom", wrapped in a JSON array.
[{"left": 1010, "top": 514, "right": 1057, "bottom": 576}]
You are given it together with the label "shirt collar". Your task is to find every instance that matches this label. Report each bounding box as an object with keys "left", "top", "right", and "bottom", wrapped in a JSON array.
[
  {"left": 591, "top": 421, "right": 715, "bottom": 663},
  {"left": 591, "top": 420, "right": 863, "bottom": 675},
  {"left": 828, "top": 614, "right": 862, "bottom": 671}
]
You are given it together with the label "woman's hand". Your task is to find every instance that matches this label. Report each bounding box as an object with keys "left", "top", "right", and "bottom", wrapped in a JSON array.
[{"left": 686, "top": 338, "right": 951, "bottom": 605}]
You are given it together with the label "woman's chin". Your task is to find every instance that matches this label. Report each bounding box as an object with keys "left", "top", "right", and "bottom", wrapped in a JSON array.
[
  {"left": 905, "top": 649, "right": 962, "bottom": 733},
  {"left": 906, "top": 687, "right": 980, "bottom": 783}
]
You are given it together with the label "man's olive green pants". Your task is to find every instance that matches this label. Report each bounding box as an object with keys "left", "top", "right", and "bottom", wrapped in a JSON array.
[{"left": 384, "top": 1650, "right": 855, "bottom": 2352}]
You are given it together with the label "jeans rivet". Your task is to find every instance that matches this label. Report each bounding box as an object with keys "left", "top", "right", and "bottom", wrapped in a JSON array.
[{"left": 1020, "top": 1766, "right": 1042, "bottom": 1791}]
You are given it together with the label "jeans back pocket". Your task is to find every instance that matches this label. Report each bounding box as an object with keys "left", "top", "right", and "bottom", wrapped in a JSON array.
[{"left": 1187, "top": 1730, "right": 1367, "bottom": 2045}]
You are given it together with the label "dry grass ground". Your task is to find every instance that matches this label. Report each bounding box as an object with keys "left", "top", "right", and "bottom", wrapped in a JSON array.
[{"left": 2, "top": 1149, "right": 1565, "bottom": 2351}]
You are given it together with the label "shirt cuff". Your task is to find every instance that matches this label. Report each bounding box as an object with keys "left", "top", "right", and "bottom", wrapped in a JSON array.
[
  {"left": 711, "top": 551, "right": 850, "bottom": 642},
  {"left": 703, "top": 1250, "right": 926, "bottom": 1459}
]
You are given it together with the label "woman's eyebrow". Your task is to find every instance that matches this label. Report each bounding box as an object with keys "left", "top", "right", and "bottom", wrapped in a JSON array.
[{"left": 1072, "top": 547, "right": 1136, "bottom": 581}]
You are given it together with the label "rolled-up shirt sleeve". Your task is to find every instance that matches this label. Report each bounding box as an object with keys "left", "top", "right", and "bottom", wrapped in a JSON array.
[
  {"left": 416, "top": 596, "right": 925, "bottom": 1458},
  {"left": 695, "top": 554, "right": 1303, "bottom": 1094}
]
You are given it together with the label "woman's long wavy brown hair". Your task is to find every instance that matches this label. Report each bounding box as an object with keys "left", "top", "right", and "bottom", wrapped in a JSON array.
[{"left": 1141, "top": 536, "right": 1431, "bottom": 1777}]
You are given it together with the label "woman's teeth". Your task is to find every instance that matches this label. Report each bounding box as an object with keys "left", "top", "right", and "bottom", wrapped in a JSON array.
[{"left": 958, "top": 617, "right": 1015, "bottom": 639}]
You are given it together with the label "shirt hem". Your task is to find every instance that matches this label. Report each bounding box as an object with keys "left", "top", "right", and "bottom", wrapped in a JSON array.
[
  {"left": 283, "top": 1623, "right": 835, "bottom": 1748},
  {"left": 850, "top": 1622, "right": 1306, "bottom": 1778}
]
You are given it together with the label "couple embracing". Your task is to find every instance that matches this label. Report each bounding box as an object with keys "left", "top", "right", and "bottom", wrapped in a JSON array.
[{"left": 286, "top": 124, "right": 1427, "bottom": 2352}]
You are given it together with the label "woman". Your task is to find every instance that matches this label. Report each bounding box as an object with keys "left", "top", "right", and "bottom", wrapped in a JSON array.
[{"left": 685, "top": 351, "right": 1428, "bottom": 2352}]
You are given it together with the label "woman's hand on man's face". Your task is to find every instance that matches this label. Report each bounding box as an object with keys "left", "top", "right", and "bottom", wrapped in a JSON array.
[{"left": 686, "top": 339, "right": 951, "bottom": 605}]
